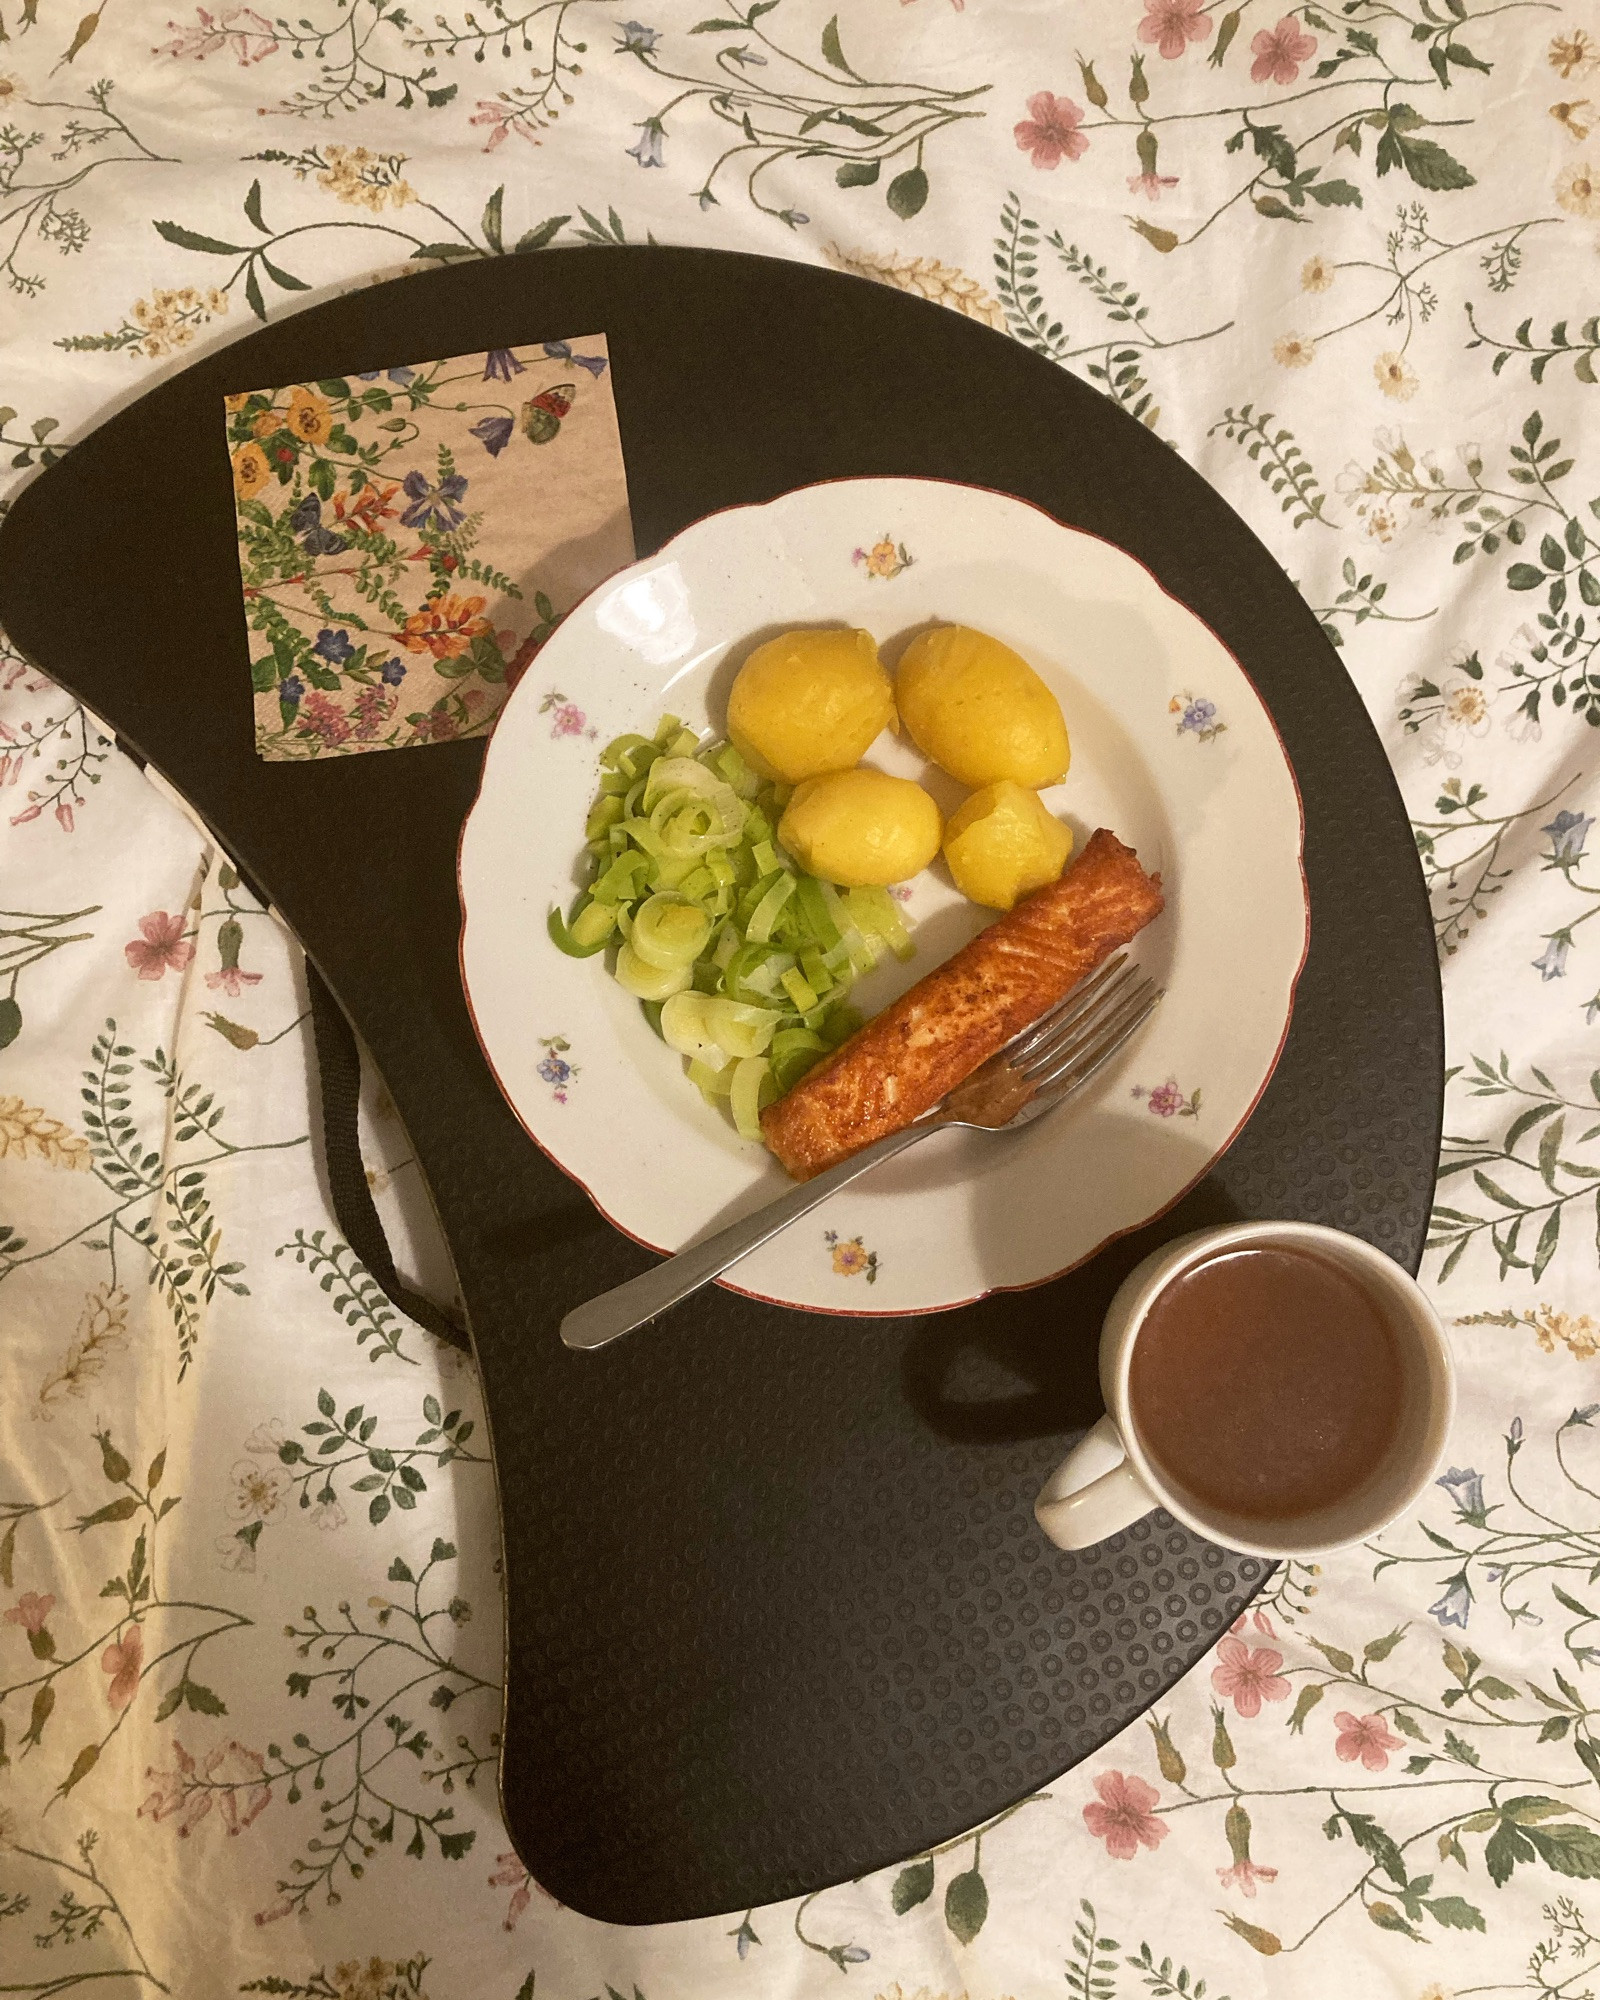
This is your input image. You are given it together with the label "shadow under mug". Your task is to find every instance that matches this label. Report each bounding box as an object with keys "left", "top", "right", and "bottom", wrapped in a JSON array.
[{"left": 1033, "top": 1221, "right": 1456, "bottom": 1560}]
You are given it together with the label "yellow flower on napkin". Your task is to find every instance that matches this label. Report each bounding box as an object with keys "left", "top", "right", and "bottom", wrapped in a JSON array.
[
  {"left": 286, "top": 388, "right": 334, "bottom": 447},
  {"left": 232, "top": 443, "right": 271, "bottom": 500}
]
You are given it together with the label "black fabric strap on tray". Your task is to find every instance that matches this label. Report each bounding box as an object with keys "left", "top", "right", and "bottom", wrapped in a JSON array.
[{"left": 304, "top": 959, "right": 469, "bottom": 1351}]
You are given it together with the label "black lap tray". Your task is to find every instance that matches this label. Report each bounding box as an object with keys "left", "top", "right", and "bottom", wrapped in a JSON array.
[{"left": 0, "top": 246, "right": 1442, "bottom": 1924}]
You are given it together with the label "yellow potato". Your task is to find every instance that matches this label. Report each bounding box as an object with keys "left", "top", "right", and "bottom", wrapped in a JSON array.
[
  {"left": 896, "top": 626, "right": 1070, "bottom": 788},
  {"left": 943, "top": 780, "right": 1073, "bottom": 911},
  {"left": 727, "top": 628, "right": 894, "bottom": 783},
  {"left": 779, "top": 769, "right": 942, "bottom": 888}
]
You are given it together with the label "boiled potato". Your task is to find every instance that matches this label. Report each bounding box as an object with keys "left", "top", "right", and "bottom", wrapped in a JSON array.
[
  {"left": 896, "top": 626, "right": 1070, "bottom": 788},
  {"left": 943, "top": 779, "right": 1073, "bottom": 911},
  {"left": 779, "top": 769, "right": 941, "bottom": 887},
  {"left": 727, "top": 627, "right": 894, "bottom": 783}
]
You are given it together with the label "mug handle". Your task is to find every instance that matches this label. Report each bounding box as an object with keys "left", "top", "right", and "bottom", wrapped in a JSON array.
[{"left": 1035, "top": 1415, "right": 1160, "bottom": 1551}]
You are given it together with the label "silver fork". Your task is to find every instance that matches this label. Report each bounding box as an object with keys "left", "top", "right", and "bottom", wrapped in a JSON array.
[{"left": 559, "top": 955, "right": 1161, "bottom": 1352}]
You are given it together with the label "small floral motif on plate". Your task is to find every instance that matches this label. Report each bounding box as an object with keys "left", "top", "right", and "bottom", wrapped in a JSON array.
[
  {"left": 1170, "top": 691, "right": 1226, "bottom": 743},
  {"left": 536, "top": 1034, "right": 577, "bottom": 1104},
  {"left": 824, "top": 1230, "right": 879, "bottom": 1282},
  {"left": 852, "top": 534, "right": 914, "bottom": 580},
  {"left": 1133, "top": 1077, "right": 1202, "bottom": 1119}
]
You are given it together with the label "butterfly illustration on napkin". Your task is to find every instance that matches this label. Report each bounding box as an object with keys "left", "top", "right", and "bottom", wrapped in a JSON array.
[
  {"left": 521, "top": 384, "right": 576, "bottom": 445},
  {"left": 288, "top": 492, "right": 348, "bottom": 558}
]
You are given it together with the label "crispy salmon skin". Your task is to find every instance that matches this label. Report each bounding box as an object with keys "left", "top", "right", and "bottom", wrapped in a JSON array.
[{"left": 760, "top": 828, "right": 1164, "bottom": 1180}]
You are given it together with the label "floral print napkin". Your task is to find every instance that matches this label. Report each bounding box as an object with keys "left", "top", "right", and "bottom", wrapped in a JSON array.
[{"left": 227, "top": 337, "right": 632, "bottom": 757}]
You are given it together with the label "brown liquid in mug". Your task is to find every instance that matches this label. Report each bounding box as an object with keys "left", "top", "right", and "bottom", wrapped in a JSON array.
[{"left": 1127, "top": 1246, "right": 1405, "bottom": 1522}]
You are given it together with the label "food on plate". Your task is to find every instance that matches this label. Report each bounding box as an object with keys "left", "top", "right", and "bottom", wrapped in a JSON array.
[
  {"left": 943, "top": 779, "right": 1073, "bottom": 911},
  {"left": 552, "top": 618, "right": 1095, "bottom": 1145},
  {"left": 550, "top": 714, "right": 917, "bottom": 1139},
  {"left": 778, "top": 769, "right": 943, "bottom": 888},
  {"left": 727, "top": 627, "right": 895, "bottom": 783},
  {"left": 896, "top": 625, "right": 1070, "bottom": 789},
  {"left": 761, "top": 829, "right": 1162, "bottom": 1180}
]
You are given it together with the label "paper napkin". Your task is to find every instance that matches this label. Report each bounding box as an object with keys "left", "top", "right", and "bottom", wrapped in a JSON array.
[{"left": 227, "top": 336, "right": 632, "bottom": 758}]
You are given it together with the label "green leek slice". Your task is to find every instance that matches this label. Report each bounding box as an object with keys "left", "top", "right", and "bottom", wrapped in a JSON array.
[
  {"left": 562, "top": 714, "right": 920, "bottom": 1140},
  {"left": 730, "top": 1056, "right": 774, "bottom": 1141}
]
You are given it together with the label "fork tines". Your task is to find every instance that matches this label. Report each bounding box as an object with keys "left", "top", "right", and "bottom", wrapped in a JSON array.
[
  {"left": 999, "top": 953, "right": 1128, "bottom": 1071},
  {"left": 1021, "top": 967, "right": 1160, "bottom": 1105}
]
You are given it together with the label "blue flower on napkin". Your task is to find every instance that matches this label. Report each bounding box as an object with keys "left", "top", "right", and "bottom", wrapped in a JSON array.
[
  {"left": 627, "top": 117, "right": 666, "bottom": 168},
  {"left": 313, "top": 627, "right": 355, "bottom": 665},
  {"left": 280, "top": 675, "right": 304, "bottom": 706},
  {"left": 483, "top": 349, "right": 526, "bottom": 382},
  {"left": 614, "top": 20, "right": 659, "bottom": 55},
  {"left": 381, "top": 656, "right": 407, "bottom": 686},
  {"left": 469, "top": 414, "right": 515, "bottom": 457},
  {"left": 400, "top": 467, "right": 468, "bottom": 533},
  {"left": 543, "top": 340, "right": 608, "bottom": 378},
  {"left": 356, "top": 367, "right": 417, "bottom": 386}
]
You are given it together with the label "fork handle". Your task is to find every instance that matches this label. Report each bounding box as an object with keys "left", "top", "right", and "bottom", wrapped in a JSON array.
[{"left": 559, "top": 1122, "right": 935, "bottom": 1352}]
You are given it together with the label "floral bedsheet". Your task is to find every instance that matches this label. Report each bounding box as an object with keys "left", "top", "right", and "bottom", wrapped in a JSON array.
[{"left": 5, "top": 3, "right": 1600, "bottom": 1997}]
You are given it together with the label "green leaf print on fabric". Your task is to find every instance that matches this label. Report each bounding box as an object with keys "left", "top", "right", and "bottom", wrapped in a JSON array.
[
  {"left": 1430, "top": 1056, "right": 1600, "bottom": 1281},
  {"left": 1469, "top": 309, "right": 1600, "bottom": 387},
  {"left": 272, "top": 1390, "right": 485, "bottom": 1533},
  {"left": 0, "top": 1440, "right": 250, "bottom": 1800},
  {"left": 1208, "top": 404, "right": 1330, "bottom": 527},
  {"left": 278, "top": 1231, "right": 421, "bottom": 1366},
  {"left": 1411, "top": 779, "right": 1576, "bottom": 961},
  {"left": 992, "top": 194, "right": 1231, "bottom": 432},
  {"left": 611, "top": 3, "right": 987, "bottom": 224},
  {"left": 3, "top": 1016, "right": 307, "bottom": 1380},
  {"left": 0, "top": 905, "right": 99, "bottom": 1054}
]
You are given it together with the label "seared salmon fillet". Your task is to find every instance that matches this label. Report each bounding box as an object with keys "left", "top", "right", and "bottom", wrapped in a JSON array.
[{"left": 760, "top": 828, "right": 1164, "bottom": 1180}]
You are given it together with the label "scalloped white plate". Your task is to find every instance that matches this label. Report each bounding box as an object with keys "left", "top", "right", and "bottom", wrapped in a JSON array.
[{"left": 458, "top": 478, "right": 1307, "bottom": 1317}]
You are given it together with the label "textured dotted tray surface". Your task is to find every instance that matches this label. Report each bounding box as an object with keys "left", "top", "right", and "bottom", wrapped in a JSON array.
[{"left": 0, "top": 246, "right": 1440, "bottom": 1924}]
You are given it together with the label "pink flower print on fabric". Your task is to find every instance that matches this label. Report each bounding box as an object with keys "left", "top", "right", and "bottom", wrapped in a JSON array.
[
  {"left": 1218, "top": 1854, "right": 1278, "bottom": 1897},
  {"left": 101, "top": 1623, "right": 144, "bottom": 1710},
  {"left": 1082, "top": 1770, "right": 1170, "bottom": 1858},
  {"left": 1250, "top": 16, "right": 1318, "bottom": 85},
  {"left": 1139, "top": 0, "right": 1212, "bottom": 61},
  {"left": 125, "top": 911, "right": 195, "bottom": 981},
  {"left": 4, "top": 1592, "right": 55, "bottom": 1636},
  {"left": 205, "top": 915, "right": 262, "bottom": 998},
  {"left": 489, "top": 1853, "right": 534, "bottom": 1929},
  {"left": 1014, "top": 92, "right": 1089, "bottom": 169},
  {"left": 141, "top": 1736, "right": 273, "bottom": 1835},
  {"left": 1334, "top": 1710, "right": 1405, "bottom": 1771},
  {"left": 1210, "top": 1636, "right": 1291, "bottom": 1718}
]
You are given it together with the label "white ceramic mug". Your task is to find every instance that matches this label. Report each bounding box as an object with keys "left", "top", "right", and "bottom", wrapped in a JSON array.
[{"left": 1034, "top": 1221, "right": 1455, "bottom": 1558}]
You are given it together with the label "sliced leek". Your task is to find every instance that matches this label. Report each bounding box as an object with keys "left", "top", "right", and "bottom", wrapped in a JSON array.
[{"left": 557, "top": 716, "right": 921, "bottom": 1139}]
